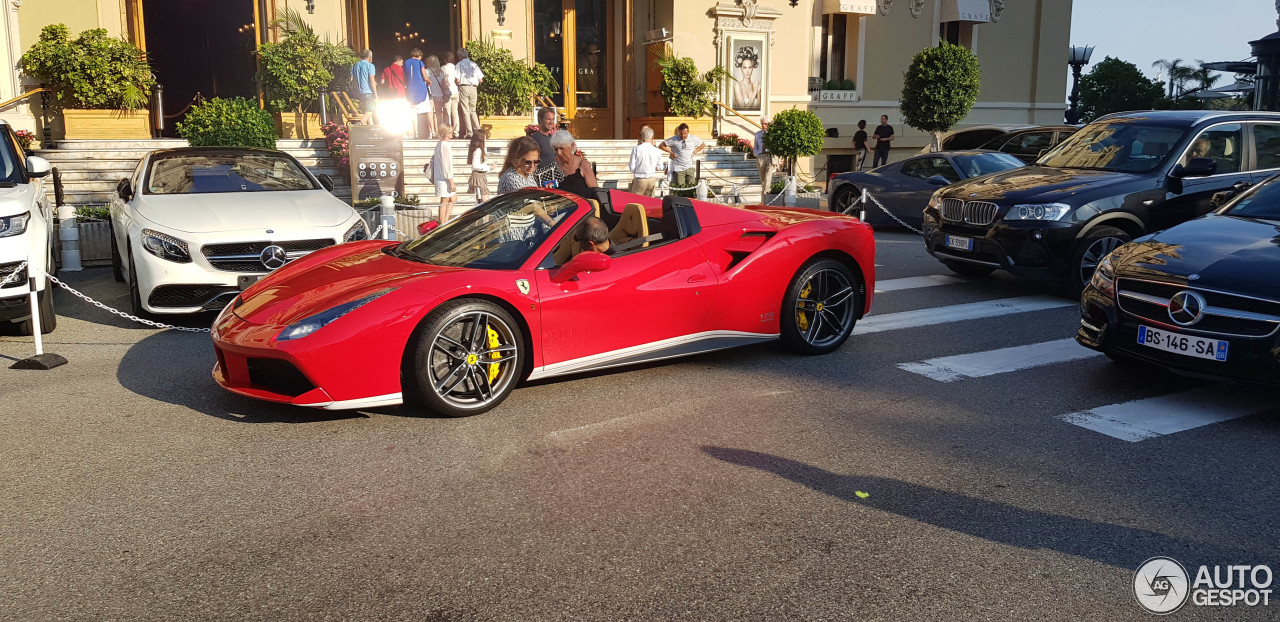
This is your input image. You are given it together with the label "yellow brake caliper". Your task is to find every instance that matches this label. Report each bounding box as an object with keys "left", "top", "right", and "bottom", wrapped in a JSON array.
[
  {"left": 797, "top": 281, "right": 812, "bottom": 331},
  {"left": 486, "top": 326, "right": 503, "bottom": 382}
]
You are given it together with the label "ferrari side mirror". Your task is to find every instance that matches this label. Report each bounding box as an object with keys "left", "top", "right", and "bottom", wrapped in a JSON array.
[{"left": 551, "top": 251, "right": 611, "bottom": 283}]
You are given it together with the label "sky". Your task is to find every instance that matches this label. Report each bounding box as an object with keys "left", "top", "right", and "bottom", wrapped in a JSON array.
[{"left": 1069, "top": 0, "right": 1277, "bottom": 85}]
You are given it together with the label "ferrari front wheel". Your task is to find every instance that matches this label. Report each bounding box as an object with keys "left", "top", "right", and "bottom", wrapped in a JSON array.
[
  {"left": 781, "top": 258, "right": 860, "bottom": 355},
  {"left": 409, "top": 299, "right": 524, "bottom": 417}
]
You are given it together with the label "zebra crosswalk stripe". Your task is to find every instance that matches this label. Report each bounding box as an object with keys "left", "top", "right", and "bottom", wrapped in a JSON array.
[
  {"left": 897, "top": 338, "right": 1103, "bottom": 382},
  {"left": 856, "top": 296, "right": 1075, "bottom": 335},
  {"left": 1057, "top": 388, "right": 1275, "bottom": 442},
  {"left": 874, "top": 275, "right": 968, "bottom": 293}
]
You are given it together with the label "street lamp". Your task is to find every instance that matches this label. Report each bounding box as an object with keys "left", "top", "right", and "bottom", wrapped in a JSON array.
[{"left": 1065, "top": 44, "right": 1095, "bottom": 124}]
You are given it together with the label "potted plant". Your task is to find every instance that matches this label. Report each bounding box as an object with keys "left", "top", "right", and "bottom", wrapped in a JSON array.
[
  {"left": 258, "top": 9, "right": 356, "bottom": 139},
  {"left": 629, "top": 51, "right": 726, "bottom": 140},
  {"left": 468, "top": 39, "right": 559, "bottom": 139},
  {"left": 762, "top": 108, "right": 825, "bottom": 206},
  {"left": 176, "top": 97, "right": 277, "bottom": 149},
  {"left": 19, "top": 24, "right": 155, "bottom": 139}
]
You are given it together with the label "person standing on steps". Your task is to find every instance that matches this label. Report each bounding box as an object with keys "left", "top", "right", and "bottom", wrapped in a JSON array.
[
  {"left": 455, "top": 48, "right": 485, "bottom": 140},
  {"left": 753, "top": 116, "right": 775, "bottom": 202}
]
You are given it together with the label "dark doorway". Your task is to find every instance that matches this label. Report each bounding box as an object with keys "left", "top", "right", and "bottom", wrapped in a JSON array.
[
  {"left": 143, "top": 0, "right": 258, "bottom": 136},
  {"left": 366, "top": 0, "right": 455, "bottom": 76}
]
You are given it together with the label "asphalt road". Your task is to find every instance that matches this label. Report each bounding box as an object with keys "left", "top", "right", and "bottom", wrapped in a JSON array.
[{"left": 2, "top": 230, "right": 1277, "bottom": 621}]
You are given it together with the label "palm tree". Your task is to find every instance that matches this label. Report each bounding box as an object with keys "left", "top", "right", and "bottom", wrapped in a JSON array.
[
  {"left": 1152, "top": 58, "right": 1187, "bottom": 99},
  {"left": 1191, "top": 61, "right": 1221, "bottom": 93}
]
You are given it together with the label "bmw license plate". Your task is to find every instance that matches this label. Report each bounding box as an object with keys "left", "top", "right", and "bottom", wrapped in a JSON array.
[
  {"left": 1137, "top": 325, "right": 1228, "bottom": 362},
  {"left": 945, "top": 235, "right": 973, "bottom": 251}
]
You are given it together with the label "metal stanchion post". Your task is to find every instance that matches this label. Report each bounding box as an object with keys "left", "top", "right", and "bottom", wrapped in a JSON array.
[
  {"left": 860, "top": 187, "right": 869, "bottom": 221},
  {"left": 784, "top": 176, "right": 797, "bottom": 207},
  {"left": 379, "top": 195, "right": 396, "bottom": 240},
  {"left": 10, "top": 276, "right": 67, "bottom": 370}
]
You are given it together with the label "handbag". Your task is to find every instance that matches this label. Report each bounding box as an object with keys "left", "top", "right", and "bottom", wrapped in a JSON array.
[{"left": 424, "top": 156, "right": 435, "bottom": 183}]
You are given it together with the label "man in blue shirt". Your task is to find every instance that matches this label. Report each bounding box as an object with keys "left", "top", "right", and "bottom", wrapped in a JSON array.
[{"left": 351, "top": 49, "right": 377, "bottom": 124}]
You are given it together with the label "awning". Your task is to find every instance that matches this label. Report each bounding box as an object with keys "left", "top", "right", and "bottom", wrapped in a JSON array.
[
  {"left": 821, "top": 0, "right": 877, "bottom": 15},
  {"left": 941, "top": 0, "right": 991, "bottom": 22}
]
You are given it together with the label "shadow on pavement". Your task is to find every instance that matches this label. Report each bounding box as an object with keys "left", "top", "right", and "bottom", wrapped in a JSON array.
[
  {"left": 701, "top": 446, "right": 1272, "bottom": 570},
  {"left": 117, "top": 329, "right": 367, "bottom": 423}
]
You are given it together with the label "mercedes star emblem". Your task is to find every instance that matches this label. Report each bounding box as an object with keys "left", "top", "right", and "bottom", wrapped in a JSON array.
[
  {"left": 260, "top": 245, "right": 288, "bottom": 270},
  {"left": 1168, "top": 290, "right": 1206, "bottom": 326}
]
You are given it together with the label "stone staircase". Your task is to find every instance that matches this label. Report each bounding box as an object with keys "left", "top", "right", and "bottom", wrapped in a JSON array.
[{"left": 35, "top": 139, "right": 769, "bottom": 212}]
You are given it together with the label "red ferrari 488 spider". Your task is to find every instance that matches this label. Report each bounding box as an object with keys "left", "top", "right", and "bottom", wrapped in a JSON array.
[{"left": 212, "top": 188, "right": 875, "bottom": 416}]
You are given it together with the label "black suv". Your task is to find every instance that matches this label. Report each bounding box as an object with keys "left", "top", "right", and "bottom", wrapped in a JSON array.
[{"left": 922, "top": 111, "right": 1280, "bottom": 291}]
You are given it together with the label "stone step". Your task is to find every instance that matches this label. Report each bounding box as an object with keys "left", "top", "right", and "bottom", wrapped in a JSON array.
[{"left": 53, "top": 139, "right": 187, "bottom": 150}]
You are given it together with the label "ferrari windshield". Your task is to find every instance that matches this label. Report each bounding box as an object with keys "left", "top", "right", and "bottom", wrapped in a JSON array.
[
  {"left": 1224, "top": 175, "right": 1280, "bottom": 221},
  {"left": 393, "top": 190, "right": 580, "bottom": 269},
  {"left": 1037, "top": 122, "right": 1187, "bottom": 173},
  {"left": 952, "top": 153, "right": 1024, "bottom": 178},
  {"left": 145, "top": 152, "right": 317, "bottom": 194}
]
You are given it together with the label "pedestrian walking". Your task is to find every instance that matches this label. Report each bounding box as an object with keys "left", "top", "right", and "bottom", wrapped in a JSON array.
[
  {"left": 629, "top": 125, "right": 662, "bottom": 197},
  {"left": 658, "top": 123, "right": 705, "bottom": 192},
  {"left": 380, "top": 55, "right": 406, "bottom": 99},
  {"left": 753, "top": 116, "right": 775, "bottom": 201},
  {"left": 497, "top": 136, "right": 542, "bottom": 193},
  {"left": 404, "top": 49, "right": 430, "bottom": 138},
  {"left": 852, "top": 119, "right": 869, "bottom": 172},
  {"left": 440, "top": 52, "right": 461, "bottom": 133},
  {"left": 423, "top": 55, "right": 445, "bottom": 140},
  {"left": 468, "top": 129, "right": 491, "bottom": 204},
  {"left": 350, "top": 49, "right": 377, "bottom": 124},
  {"left": 872, "top": 115, "right": 894, "bottom": 168},
  {"left": 455, "top": 48, "right": 484, "bottom": 139},
  {"left": 433, "top": 125, "right": 457, "bottom": 224}
]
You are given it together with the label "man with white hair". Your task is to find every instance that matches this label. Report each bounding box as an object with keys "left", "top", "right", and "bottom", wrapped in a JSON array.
[
  {"left": 753, "top": 116, "right": 775, "bottom": 202},
  {"left": 455, "top": 48, "right": 485, "bottom": 139},
  {"left": 628, "top": 125, "right": 662, "bottom": 197},
  {"left": 351, "top": 49, "right": 377, "bottom": 124}
]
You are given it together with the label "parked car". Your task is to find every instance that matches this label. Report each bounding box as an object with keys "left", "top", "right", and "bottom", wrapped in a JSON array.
[
  {"left": 922, "top": 110, "right": 1280, "bottom": 292},
  {"left": 0, "top": 119, "right": 56, "bottom": 335},
  {"left": 828, "top": 151, "right": 1025, "bottom": 228},
  {"left": 1077, "top": 171, "right": 1280, "bottom": 385},
  {"left": 976, "top": 125, "right": 1080, "bottom": 163},
  {"left": 917, "top": 125, "right": 1035, "bottom": 154},
  {"left": 211, "top": 189, "right": 876, "bottom": 416},
  {"left": 109, "top": 147, "right": 368, "bottom": 315}
]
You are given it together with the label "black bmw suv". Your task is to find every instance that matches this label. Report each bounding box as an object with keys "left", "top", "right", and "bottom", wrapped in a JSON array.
[{"left": 922, "top": 111, "right": 1280, "bottom": 292}]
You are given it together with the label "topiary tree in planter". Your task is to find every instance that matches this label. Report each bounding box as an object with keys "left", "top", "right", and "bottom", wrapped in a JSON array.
[
  {"left": 900, "top": 42, "right": 981, "bottom": 152},
  {"left": 20, "top": 24, "right": 154, "bottom": 110},
  {"left": 656, "top": 52, "right": 727, "bottom": 118},
  {"left": 466, "top": 39, "right": 559, "bottom": 117},
  {"left": 763, "top": 107, "right": 825, "bottom": 176},
  {"left": 176, "top": 97, "right": 277, "bottom": 149},
  {"left": 257, "top": 8, "right": 356, "bottom": 136}
]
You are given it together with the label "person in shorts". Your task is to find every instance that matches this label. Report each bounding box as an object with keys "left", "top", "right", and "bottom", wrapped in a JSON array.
[{"left": 351, "top": 49, "right": 377, "bottom": 124}]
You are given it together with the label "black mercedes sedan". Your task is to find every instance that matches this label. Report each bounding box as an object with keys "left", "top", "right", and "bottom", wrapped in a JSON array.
[
  {"left": 922, "top": 110, "right": 1280, "bottom": 292},
  {"left": 1076, "top": 173, "right": 1280, "bottom": 385}
]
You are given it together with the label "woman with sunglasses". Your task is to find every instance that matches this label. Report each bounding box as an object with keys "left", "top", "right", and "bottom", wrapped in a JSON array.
[{"left": 497, "top": 136, "right": 543, "bottom": 193}]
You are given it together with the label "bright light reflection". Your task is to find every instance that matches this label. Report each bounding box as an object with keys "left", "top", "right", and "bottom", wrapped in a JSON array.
[{"left": 378, "top": 99, "right": 413, "bottom": 135}]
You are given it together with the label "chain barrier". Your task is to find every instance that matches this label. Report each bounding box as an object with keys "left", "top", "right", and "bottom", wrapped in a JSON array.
[
  {"left": 0, "top": 260, "right": 28, "bottom": 288},
  {"left": 45, "top": 272, "right": 212, "bottom": 333},
  {"left": 842, "top": 191, "right": 926, "bottom": 236}
]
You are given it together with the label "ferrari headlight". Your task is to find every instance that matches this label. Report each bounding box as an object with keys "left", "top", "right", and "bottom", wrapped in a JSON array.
[
  {"left": 277, "top": 287, "right": 396, "bottom": 341},
  {"left": 0, "top": 212, "right": 30, "bottom": 238},
  {"left": 343, "top": 219, "right": 369, "bottom": 243},
  {"left": 1089, "top": 251, "right": 1118, "bottom": 297},
  {"left": 141, "top": 228, "right": 191, "bottom": 263},
  {"left": 1005, "top": 203, "right": 1072, "bottom": 221}
]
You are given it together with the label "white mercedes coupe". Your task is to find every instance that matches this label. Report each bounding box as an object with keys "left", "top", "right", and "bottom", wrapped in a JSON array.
[{"left": 109, "top": 147, "right": 369, "bottom": 315}]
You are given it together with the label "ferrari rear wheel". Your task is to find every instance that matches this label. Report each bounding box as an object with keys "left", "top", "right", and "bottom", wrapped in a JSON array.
[
  {"left": 410, "top": 300, "right": 524, "bottom": 417},
  {"left": 831, "top": 186, "right": 862, "bottom": 216},
  {"left": 781, "top": 258, "right": 860, "bottom": 355}
]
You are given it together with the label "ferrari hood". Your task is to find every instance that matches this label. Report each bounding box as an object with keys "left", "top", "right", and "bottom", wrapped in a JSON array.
[
  {"left": 1119, "top": 214, "right": 1280, "bottom": 292},
  {"left": 234, "top": 242, "right": 460, "bottom": 326},
  {"left": 135, "top": 190, "right": 353, "bottom": 234}
]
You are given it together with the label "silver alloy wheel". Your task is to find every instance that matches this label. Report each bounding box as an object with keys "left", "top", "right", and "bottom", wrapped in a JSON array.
[
  {"left": 794, "top": 268, "right": 857, "bottom": 348},
  {"left": 1079, "top": 236, "right": 1124, "bottom": 285},
  {"left": 427, "top": 310, "right": 520, "bottom": 410},
  {"left": 834, "top": 188, "right": 862, "bottom": 215}
]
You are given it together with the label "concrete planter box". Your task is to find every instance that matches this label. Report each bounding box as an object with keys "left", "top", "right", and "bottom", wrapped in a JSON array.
[
  {"left": 762, "top": 192, "right": 823, "bottom": 209},
  {"left": 275, "top": 112, "right": 324, "bottom": 139},
  {"left": 394, "top": 208, "right": 435, "bottom": 240},
  {"left": 76, "top": 219, "right": 113, "bottom": 265},
  {"left": 62, "top": 109, "right": 150, "bottom": 140},
  {"left": 480, "top": 115, "right": 534, "bottom": 140}
]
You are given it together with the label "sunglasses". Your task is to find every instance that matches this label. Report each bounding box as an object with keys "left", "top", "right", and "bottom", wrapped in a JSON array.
[{"left": 521, "top": 159, "right": 540, "bottom": 166}]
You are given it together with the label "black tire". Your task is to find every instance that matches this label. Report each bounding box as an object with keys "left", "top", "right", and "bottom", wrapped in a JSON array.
[
  {"left": 942, "top": 259, "right": 996, "bottom": 277},
  {"left": 407, "top": 299, "right": 525, "bottom": 417},
  {"left": 1066, "top": 225, "right": 1132, "bottom": 295},
  {"left": 110, "top": 224, "right": 124, "bottom": 282},
  {"left": 780, "top": 258, "right": 861, "bottom": 355},
  {"left": 830, "top": 185, "right": 861, "bottom": 216},
  {"left": 16, "top": 282, "right": 56, "bottom": 336},
  {"left": 128, "top": 248, "right": 146, "bottom": 318}
]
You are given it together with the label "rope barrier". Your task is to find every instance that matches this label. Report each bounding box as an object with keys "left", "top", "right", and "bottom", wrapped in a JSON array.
[{"left": 162, "top": 92, "right": 202, "bottom": 119}]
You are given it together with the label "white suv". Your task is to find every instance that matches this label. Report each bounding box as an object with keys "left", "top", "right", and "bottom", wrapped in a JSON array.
[{"left": 0, "top": 120, "right": 56, "bottom": 335}]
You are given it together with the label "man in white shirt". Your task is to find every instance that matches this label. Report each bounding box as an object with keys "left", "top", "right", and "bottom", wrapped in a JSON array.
[
  {"left": 440, "top": 52, "right": 461, "bottom": 134},
  {"left": 753, "top": 116, "right": 774, "bottom": 202},
  {"left": 455, "top": 48, "right": 485, "bottom": 139},
  {"left": 628, "top": 126, "right": 663, "bottom": 196}
]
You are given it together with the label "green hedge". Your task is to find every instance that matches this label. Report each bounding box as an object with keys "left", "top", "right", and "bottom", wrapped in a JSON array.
[{"left": 176, "top": 98, "right": 277, "bottom": 149}]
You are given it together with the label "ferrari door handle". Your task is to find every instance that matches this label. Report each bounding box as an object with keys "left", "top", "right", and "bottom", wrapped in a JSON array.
[
  {"left": 1233, "top": 181, "right": 1252, "bottom": 191},
  {"left": 687, "top": 274, "right": 707, "bottom": 283}
]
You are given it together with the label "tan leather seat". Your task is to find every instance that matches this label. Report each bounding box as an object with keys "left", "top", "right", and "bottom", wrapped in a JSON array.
[
  {"left": 609, "top": 203, "right": 649, "bottom": 249},
  {"left": 587, "top": 198, "right": 601, "bottom": 217}
]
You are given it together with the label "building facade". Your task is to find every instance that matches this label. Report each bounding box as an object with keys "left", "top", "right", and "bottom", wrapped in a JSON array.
[{"left": 2, "top": 0, "right": 1071, "bottom": 168}]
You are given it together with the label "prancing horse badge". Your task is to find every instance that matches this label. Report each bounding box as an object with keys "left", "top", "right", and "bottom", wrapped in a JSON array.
[{"left": 516, "top": 279, "right": 530, "bottom": 295}]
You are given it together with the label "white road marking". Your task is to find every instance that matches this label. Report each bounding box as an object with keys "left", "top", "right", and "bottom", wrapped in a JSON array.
[
  {"left": 897, "top": 338, "right": 1103, "bottom": 382},
  {"left": 856, "top": 296, "right": 1075, "bottom": 334},
  {"left": 874, "top": 274, "right": 967, "bottom": 293},
  {"left": 1058, "top": 388, "right": 1275, "bottom": 442}
]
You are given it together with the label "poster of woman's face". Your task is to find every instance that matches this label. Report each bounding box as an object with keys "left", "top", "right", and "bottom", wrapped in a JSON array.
[{"left": 728, "top": 37, "right": 765, "bottom": 113}]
